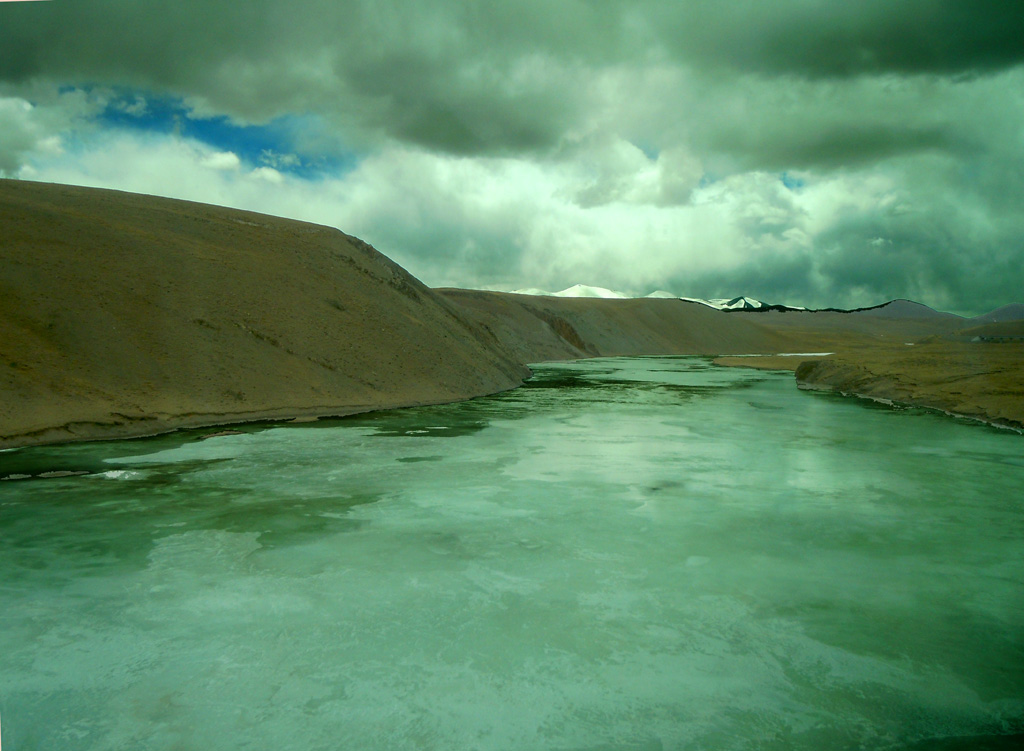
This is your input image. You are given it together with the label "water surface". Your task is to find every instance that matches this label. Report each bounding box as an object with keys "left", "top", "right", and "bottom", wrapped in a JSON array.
[{"left": 2, "top": 357, "right": 1023, "bottom": 750}]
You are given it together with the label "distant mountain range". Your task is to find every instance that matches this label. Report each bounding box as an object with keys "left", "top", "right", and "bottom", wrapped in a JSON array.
[
  {"left": 510, "top": 285, "right": 795, "bottom": 309},
  {"left": 680, "top": 296, "right": 804, "bottom": 311},
  {"left": 508, "top": 285, "right": 1022, "bottom": 320},
  {"left": 510, "top": 286, "right": 808, "bottom": 311}
]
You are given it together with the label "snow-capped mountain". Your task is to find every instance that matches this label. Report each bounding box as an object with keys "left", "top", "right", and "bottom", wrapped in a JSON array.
[
  {"left": 511, "top": 284, "right": 628, "bottom": 299},
  {"left": 679, "top": 296, "right": 807, "bottom": 311},
  {"left": 685, "top": 296, "right": 765, "bottom": 310},
  {"left": 551, "top": 284, "right": 628, "bottom": 299},
  {"left": 509, "top": 286, "right": 806, "bottom": 310}
]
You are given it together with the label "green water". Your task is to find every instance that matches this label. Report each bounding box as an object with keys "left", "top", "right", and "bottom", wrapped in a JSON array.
[{"left": 1, "top": 357, "right": 1022, "bottom": 750}]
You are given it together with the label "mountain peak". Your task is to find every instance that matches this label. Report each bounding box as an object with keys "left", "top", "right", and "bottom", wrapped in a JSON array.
[{"left": 551, "top": 284, "right": 628, "bottom": 299}]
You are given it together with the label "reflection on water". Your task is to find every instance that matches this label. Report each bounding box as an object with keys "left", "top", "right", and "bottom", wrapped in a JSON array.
[{"left": 1, "top": 357, "right": 1023, "bottom": 750}]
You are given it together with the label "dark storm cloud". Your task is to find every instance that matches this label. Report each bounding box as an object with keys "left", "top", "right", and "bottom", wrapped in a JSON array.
[
  {"left": 707, "top": 122, "right": 952, "bottom": 173},
  {"left": 647, "top": 0, "right": 1024, "bottom": 79},
  {"left": 0, "top": 0, "right": 627, "bottom": 154},
  {"left": 4, "top": 0, "right": 1021, "bottom": 158},
  {"left": 343, "top": 54, "right": 576, "bottom": 155}
]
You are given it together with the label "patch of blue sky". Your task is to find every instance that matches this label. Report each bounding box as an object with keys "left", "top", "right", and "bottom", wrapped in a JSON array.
[
  {"left": 697, "top": 173, "right": 719, "bottom": 188},
  {"left": 94, "top": 88, "right": 357, "bottom": 178},
  {"left": 632, "top": 140, "right": 660, "bottom": 161},
  {"left": 780, "top": 171, "right": 806, "bottom": 190}
]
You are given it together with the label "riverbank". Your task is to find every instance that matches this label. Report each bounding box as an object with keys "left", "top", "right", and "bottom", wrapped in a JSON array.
[
  {"left": 792, "top": 341, "right": 1024, "bottom": 431},
  {"left": 716, "top": 338, "right": 1024, "bottom": 431}
]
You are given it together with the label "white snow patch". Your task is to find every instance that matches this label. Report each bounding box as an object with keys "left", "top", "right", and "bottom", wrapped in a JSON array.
[{"left": 552, "top": 284, "right": 628, "bottom": 299}]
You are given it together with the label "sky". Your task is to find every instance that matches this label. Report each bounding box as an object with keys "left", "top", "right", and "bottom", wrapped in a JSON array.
[{"left": 2, "top": 1, "right": 1023, "bottom": 314}]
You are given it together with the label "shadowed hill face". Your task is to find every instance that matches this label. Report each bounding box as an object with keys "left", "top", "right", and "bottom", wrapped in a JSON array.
[
  {"left": 852, "top": 299, "right": 963, "bottom": 320},
  {"left": 0, "top": 180, "right": 529, "bottom": 448},
  {"left": 972, "top": 303, "right": 1024, "bottom": 323}
]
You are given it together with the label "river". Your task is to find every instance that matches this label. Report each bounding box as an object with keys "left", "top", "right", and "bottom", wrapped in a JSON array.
[{"left": 2, "top": 357, "right": 1022, "bottom": 750}]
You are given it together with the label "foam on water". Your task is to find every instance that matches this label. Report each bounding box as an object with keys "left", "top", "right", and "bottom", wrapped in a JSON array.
[{"left": 1, "top": 357, "right": 1023, "bottom": 750}]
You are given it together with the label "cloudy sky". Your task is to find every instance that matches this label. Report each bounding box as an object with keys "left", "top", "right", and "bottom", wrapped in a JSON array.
[{"left": 2, "top": 1, "right": 1023, "bottom": 313}]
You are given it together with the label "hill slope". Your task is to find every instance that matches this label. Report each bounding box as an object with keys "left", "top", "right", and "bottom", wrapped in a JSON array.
[{"left": 0, "top": 180, "right": 529, "bottom": 448}]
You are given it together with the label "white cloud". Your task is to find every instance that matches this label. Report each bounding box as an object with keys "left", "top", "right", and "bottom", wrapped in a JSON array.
[
  {"left": 259, "top": 150, "right": 301, "bottom": 169},
  {"left": 0, "top": 87, "right": 106, "bottom": 175},
  {"left": 114, "top": 95, "right": 148, "bottom": 117},
  {"left": 249, "top": 166, "right": 283, "bottom": 183},
  {"left": 200, "top": 150, "right": 241, "bottom": 170},
  {"left": 0, "top": 98, "right": 55, "bottom": 175}
]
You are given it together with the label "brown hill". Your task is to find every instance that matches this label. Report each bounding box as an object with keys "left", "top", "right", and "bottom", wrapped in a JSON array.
[{"left": 0, "top": 180, "right": 529, "bottom": 448}]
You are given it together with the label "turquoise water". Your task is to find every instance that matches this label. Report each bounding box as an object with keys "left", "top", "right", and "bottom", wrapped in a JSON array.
[{"left": 1, "top": 357, "right": 1023, "bottom": 750}]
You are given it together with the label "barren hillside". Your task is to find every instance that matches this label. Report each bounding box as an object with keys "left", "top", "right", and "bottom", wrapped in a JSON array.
[{"left": 0, "top": 180, "right": 529, "bottom": 447}]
